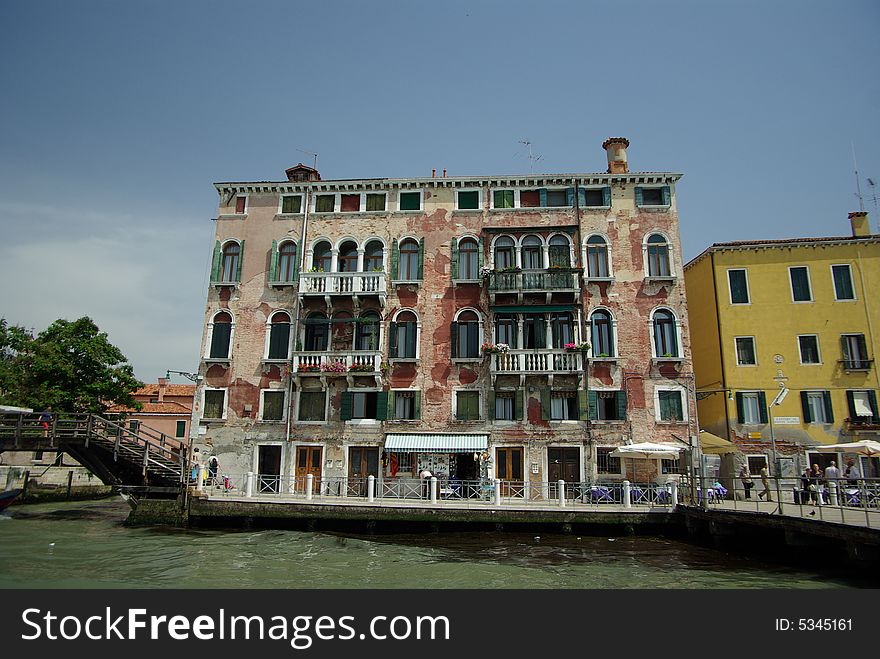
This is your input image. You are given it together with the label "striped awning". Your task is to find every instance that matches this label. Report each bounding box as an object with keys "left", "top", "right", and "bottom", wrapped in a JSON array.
[{"left": 384, "top": 433, "right": 489, "bottom": 454}]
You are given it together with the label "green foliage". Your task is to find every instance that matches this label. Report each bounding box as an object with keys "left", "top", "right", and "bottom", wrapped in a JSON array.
[{"left": 0, "top": 316, "right": 142, "bottom": 414}]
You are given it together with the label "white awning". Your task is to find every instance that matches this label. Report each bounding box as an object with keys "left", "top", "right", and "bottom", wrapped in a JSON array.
[{"left": 384, "top": 433, "right": 489, "bottom": 454}]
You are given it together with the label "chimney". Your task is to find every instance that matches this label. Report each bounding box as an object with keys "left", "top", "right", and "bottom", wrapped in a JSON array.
[
  {"left": 849, "top": 211, "right": 870, "bottom": 237},
  {"left": 432, "top": 168, "right": 436, "bottom": 178},
  {"left": 157, "top": 378, "right": 167, "bottom": 403},
  {"left": 602, "top": 137, "right": 630, "bottom": 174},
  {"left": 442, "top": 168, "right": 447, "bottom": 178}
]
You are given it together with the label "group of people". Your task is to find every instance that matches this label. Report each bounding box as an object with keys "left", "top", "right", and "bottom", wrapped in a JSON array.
[
  {"left": 738, "top": 464, "right": 773, "bottom": 501},
  {"left": 739, "top": 460, "right": 862, "bottom": 505},
  {"left": 189, "top": 447, "right": 221, "bottom": 485}
]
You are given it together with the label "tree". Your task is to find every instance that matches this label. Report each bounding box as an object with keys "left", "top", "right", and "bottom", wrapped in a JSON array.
[
  {"left": 0, "top": 316, "right": 142, "bottom": 414},
  {"left": 0, "top": 318, "right": 32, "bottom": 403}
]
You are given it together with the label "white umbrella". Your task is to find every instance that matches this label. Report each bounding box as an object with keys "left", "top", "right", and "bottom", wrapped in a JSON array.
[
  {"left": 813, "top": 440, "right": 880, "bottom": 457},
  {"left": 610, "top": 442, "right": 684, "bottom": 459}
]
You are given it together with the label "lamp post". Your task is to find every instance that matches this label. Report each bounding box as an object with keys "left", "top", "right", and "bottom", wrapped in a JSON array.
[
  {"left": 165, "top": 370, "right": 201, "bottom": 383},
  {"left": 767, "top": 385, "right": 789, "bottom": 513}
]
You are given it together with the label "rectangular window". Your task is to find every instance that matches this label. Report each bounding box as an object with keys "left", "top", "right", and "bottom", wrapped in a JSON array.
[
  {"left": 661, "top": 458, "right": 681, "bottom": 474},
  {"left": 261, "top": 390, "right": 285, "bottom": 421},
  {"left": 456, "top": 190, "right": 480, "bottom": 210},
  {"left": 175, "top": 420, "right": 186, "bottom": 438},
  {"left": 520, "top": 190, "right": 540, "bottom": 207},
  {"left": 798, "top": 335, "right": 821, "bottom": 364},
  {"left": 596, "top": 391, "right": 625, "bottom": 421},
  {"left": 352, "top": 392, "right": 379, "bottom": 420},
  {"left": 281, "top": 195, "right": 301, "bottom": 214},
  {"left": 454, "top": 321, "right": 480, "bottom": 359},
  {"left": 738, "top": 392, "right": 763, "bottom": 425},
  {"left": 315, "top": 194, "right": 335, "bottom": 213},
  {"left": 455, "top": 391, "right": 481, "bottom": 421},
  {"left": 550, "top": 391, "right": 577, "bottom": 421},
  {"left": 802, "top": 391, "right": 832, "bottom": 424},
  {"left": 728, "top": 269, "right": 750, "bottom": 304},
  {"left": 234, "top": 196, "right": 246, "bottom": 214},
  {"left": 365, "top": 193, "right": 386, "bottom": 212},
  {"left": 641, "top": 188, "right": 664, "bottom": 206},
  {"left": 747, "top": 455, "right": 768, "bottom": 475},
  {"left": 494, "top": 392, "right": 515, "bottom": 421},
  {"left": 340, "top": 194, "right": 360, "bottom": 212},
  {"left": 735, "top": 337, "right": 757, "bottom": 366},
  {"left": 33, "top": 451, "right": 44, "bottom": 462},
  {"left": 841, "top": 333, "right": 870, "bottom": 370},
  {"left": 399, "top": 191, "right": 421, "bottom": 211},
  {"left": 596, "top": 447, "right": 621, "bottom": 474},
  {"left": 128, "top": 420, "right": 140, "bottom": 433},
  {"left": 545, "top": 190, "right": 568, "bottom": 207},
  {"left": 493, "top": 190, "right": 514, "bottom": 209},
  {"left": 658, "top": 390, "right": 684, "bottom": 422},
  {"left": 832, "top": 264, "right": 855, "bottom": 300},
  {"left": 393, "top": 391, "right": 417, "bottom": 420},
  {"left": 298, "top": 391, "right": 326, "bottom": 422},
  {"left": 203, "top": 390, "right": 225, "bottom": 419},
  {"left": 789, "top": 266, "right": 812, "bottom": 302},
  {"left": 582, "top": 188, "right": 606, "bottom": 207}
]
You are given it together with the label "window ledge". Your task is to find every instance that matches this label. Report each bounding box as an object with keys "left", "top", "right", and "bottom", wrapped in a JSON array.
[
  {"left": 645, "top": 276, "right": 677, "bottom": 283},
  {"left": 389, "top": 358, "right": 419, "bottom": 364},
  {"left": 217, "top": 214, "right": 247, "bottom": 220},
  {"left": 211, "top": 281, "right": 240, "bottom": 288},
  {"left": 203, "top": 358, "right": 231, "bottom": 365},
  {"left": 268, "top": 280, "right": 297, "bottom": 287},
  {"left": 591, "top": 419, "right": 626, "bottom": 424},
  {"left": 200, "top": 418, "right": 227, "bottom": 423},
  {"left": 452, "top": 358, "right": 482, "bottom": 364},
  {"left": 345, "top": 419, "right": 381, "bottom": 426},
  {"left": 453, "top": 279, "right": 482, "bottom": 286},
  {"left": 582, "top": 205, "right": 612, "bottom": 210},
  {"left": 590, "top": 357, "right": 617, "bottom": 363},
  {"left": 386, "top": 418, "right": 420, "bottom": 424},
  {"left": 296, "top": 420, "right": 328, "bottom": 425},
  {"left": 274, "top": 213, "right": 304, "bottom": 219},
  {"left": 585, "top": 277, "right": 614, "bottom": 283},
  {"left": 392, "top": 210, "right": 424, "bottom": 214},
  {"left": 653, "top": 357, "right": 683, "bottom": 363},
  {"left": 656, "top": 420, "right": 688, "bottom": 425},
  {"left": 452, "top": 209, "right": 484, "bottom": 214},
  {"left": 636, "top": 205, "right": 671, "bottom": 210},
  {"left": 392, "top": 280, "right": 421, "bottom": 286},
  {"left": 257, "top": 419, "right": 286, "bottom": 424}
]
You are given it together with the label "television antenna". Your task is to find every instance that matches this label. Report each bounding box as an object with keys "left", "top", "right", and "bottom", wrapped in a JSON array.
[
  {"left": 852, "top": 142, "right": 864, "bottom": 212},
  {"left": 296, "top": 147, "right": 318, "bottom": 170},
  {"left": 517, "top": 139, "right": 543, "bottom": 173}
]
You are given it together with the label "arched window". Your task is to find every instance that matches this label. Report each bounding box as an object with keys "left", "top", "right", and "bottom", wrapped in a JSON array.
[
  {"left": 399, "top": 238, "right": 420, "bottom": 280},
  {"left": 356, "top": 312, "right": 380, "bottom": 351},
  {"left": 338, "top": 240, "right": 358, "bottom": 272},
  {"left": 646, "top": 234, "right": 671, "bottom": 277},
  {"left": 391, "top": 310, "right": 419, "bottom": 359},
  {"left": 550, "top": 312, "right": 573, "bottom": 348},
  {"left": 458, "top": 237, "right": 479, "bottom": 279},
  {"left": 548, "top": 235, "right": 571, "bottom": 268},
  {"left": 590, "top": 310, "right": 614, "bottom": 357},
  {"left": 652, "top": 309, "right": 679, "bottom": 358},
  {"left": 364, "top": 240, "right": 384, "bottom": 272},
  {"left": 267, "top": 311, "right": 291, "bottom": 359},
  {"left": 208, "top": 311, "right": 233, "bottom": 359},
  {"left": 220, "top": 242, "right": 240, "bottom": 282},
  {"left": 494, "top": 236, "right": 515, "bottom": 269},
  {"left": 521, "top": 235, "right": 543, "bottom": 270},
  {"left": 313, "top": 241, "right": 332, "bottom": 272},
  {"left": 278, "top": 241, "right": 298, "bottom": 282},
  {"left": 452, "top": 310, "right": 481, "bottom": 359},
  {"left": 586, "top": 235, "right": 609, "bottom": 278},
  {"left": 304, "top": 313, "right": 329, "bottom": 352},
  {"left": 494, "top": 314, "right": 517, "bottom": 348}
]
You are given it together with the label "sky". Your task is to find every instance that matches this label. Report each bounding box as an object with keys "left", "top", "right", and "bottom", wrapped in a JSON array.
[{"left": 0, "top": 0, "right": 878, "bottom": 384}]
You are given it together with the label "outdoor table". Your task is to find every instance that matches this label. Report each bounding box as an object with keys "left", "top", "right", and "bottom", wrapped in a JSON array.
[{"left": 589, "top": 486, "right": 613, "bottom": 503}]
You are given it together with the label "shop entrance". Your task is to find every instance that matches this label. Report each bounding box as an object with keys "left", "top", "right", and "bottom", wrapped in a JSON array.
[
  {"left": 257, "top": 445, "right": 282, "bottom": 494},
  {"left": 295, "top": 445, "right": 323, "bottom": 494},
  {"left": 348, "top": 446, "right": 379, "bottom": 496},
  {"left": 496, "top": 447, "right": 524, "bottom": 496},
  {"left": 548, "top": 447, "right": 580, "bottom": 498},
  {"left": 453, "top": 453, "right": 478, "bottom": 481}
]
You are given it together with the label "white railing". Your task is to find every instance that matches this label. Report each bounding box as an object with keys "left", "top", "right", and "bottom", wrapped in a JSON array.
[
  {"left": 299, "top": 272, "right": 386, "bottom": 295},
  {"left": 491, "top": 349, "right": 582, "bottom": 374},
  {"left": 294, "top": 351, "right": 382, "bottom": 374}
]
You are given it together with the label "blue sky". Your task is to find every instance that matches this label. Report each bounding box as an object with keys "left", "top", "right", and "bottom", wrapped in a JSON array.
[{"left": 1, "top": 0, "right": 878, "bottom": 382}]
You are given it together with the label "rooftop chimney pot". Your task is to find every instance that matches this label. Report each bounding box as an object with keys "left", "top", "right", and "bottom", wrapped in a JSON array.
[
  {"left": 158, "top": 377, "right": 167, "bottom": 403},
  {"left": 602, "top": 137, "right": 630, "bottom": 174},
  {"left": 849, "top": 211, "right": 870, "bottom": 237}
]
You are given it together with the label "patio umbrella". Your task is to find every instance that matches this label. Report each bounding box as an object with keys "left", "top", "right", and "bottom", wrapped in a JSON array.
[{"left": 813, "top": 440, "right": 880, "bottom": 457}]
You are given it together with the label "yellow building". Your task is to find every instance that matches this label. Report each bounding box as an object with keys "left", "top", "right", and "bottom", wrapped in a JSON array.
[{"left": 685, "top": 212, "right": 880, "bottom": 480}]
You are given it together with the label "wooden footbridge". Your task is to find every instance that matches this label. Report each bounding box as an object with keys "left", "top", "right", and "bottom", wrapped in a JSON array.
[{"left": 0, "top": 412, "right": 188, "bottom": 497}]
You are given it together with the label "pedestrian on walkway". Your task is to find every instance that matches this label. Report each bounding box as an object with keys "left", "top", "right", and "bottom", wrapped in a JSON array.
[
  {"left": 739, "top": 465, "right": 754, "bottom": 499},
  {"left": 824, "top": 461, "right": 840, "bottom": 488},
  {"left": 39, "top": 406, "right": 52, "bottom": 439},
  {"left": 758, "top": 464, "right": 773, "bottom": 501}
]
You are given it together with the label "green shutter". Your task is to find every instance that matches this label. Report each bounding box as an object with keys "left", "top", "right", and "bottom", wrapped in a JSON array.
[
  {"left": 823, "top": 391, "right": 834, "bottom": 424},
  {"left": 578, "top": 390, "right": 590, "bottom": 421},
  {"left": 414, "top": 391, "right": 421, "bottom": 420},
  {"left": 515, "top": 389, "right": 523, "bottom": 421},
  {"left": 541, "top": 390, "right": 550, "bottom": 421},
  {"left": 539, "top": 189, "right": 548, "bottom": 207},
  {"left": 488, "top": 391, "right": 496, "bottom": 420},
  {"left": 467, "top": 322, "right": 479, "bottom": 358},
  {"left": 375, "top": 392, "right": 389, "bottom": 421},
  {"left": 800, "top": 391, "right": 811, "bottom": 423},
  {"left": 417, "top": 237, "right": 424, "bottom": 279},
  {"left": 736, "top": 393, "right": 745, "bottom": 424},
  {"left": 535, "top": 317, "right": 546, "bottom": 349},
  {"left": 388, "top": 322, "right": 398, "bottom": 357},
  {"left": 269, "top": 240, "right": 278, "bottom": 282},
  {"left": 758, "top": 392, "right": 768, "bottom": 423},
  {"left": 846, "top": 390, "right": 857, "bottom": 419},
  {"left": 405, "top": 322, "right": 417, "bottom": 358},
  {"left": 602, "top": 186, "right": 612, "bottom": 207},
  {"left": 450, "top": 322, "right": 458, "bottom": 358},
  {"left": 577, "top": 188, "right": 586, "bottom": 207},
  {"left": 661, "top": 186, "right": 671, "bottom": 206},
  {"left": 391, "top": 240, "right": 399, "bottom": 279},
  {"left": 616, "top": 390, "right": 628, "bottom": 421},
  {"left": 340, "top": 392, "right": 352, "bottom": 421},
  {"left": 235, "top": 240, "right": 244, "bottom": 282},
  {"left": 210, "top": 240, "right": 221, "bottom": 283},
  {"left": 477, "top": 236, "right": 484, "bottom": 270},
  {"left": 586, "top": 391, "right": 598, "bottom": 420},
  {"left": 868, "top": 390, "right": 880, "bottom": 423},
  {"left": 635, "top": 187, "right": 644, "bottom": 207},
  {"left": 566, "top": 188, "right": 575, "bottom": 207},
  {"left": 293, "top": 242, "right": 301, "bottom": 279},
  {"left": 451, "top": 238, "right": 459, "bottom": 280},
  {"left": 387, "top": 392, "right": 396, "bottom": 420}
]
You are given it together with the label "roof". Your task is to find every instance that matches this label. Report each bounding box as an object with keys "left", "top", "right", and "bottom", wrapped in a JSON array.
[
  {"left": 134, "top": 384, "right": 196, "bottom": 398},
  {"left": 106, "top": 401, "right": 192, "bottom": 415},
  {"left": 685, "top": 234, "right": 880, "bottom": 269},
  {"left": 384, "top": 433, "right": 489, "bottom": 453}
]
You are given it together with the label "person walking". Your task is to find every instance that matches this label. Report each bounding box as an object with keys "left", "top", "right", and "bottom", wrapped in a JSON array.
[
  {"left": 844, "top": 459, "right": 860, "bottom": 485},
  {"left": 190, "top": 447, "right": 201, "bottom": 483},
  {"left": 39, "top": 406, "right": 53, "bottom": 439},
  {"left": 739, "top": 465, "right": 754, "bottom": 499},
  {"left": 758, "top": 464, "right": 773, "bottom": 502}
]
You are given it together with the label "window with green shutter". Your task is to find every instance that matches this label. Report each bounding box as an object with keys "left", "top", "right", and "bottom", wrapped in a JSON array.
[
  {"left": 366, "top": 193, "right": 386, "bottom": 212},
  {"left": 457, "top": 190, "right": 480, "bottom": 210},
  {"left": 315, "top": 194, "right": 335, "bottom": 213},
  {"left": 298, "top": 391, "right": 326, "bottom": 422},
  {"left": 399, "top": 191, "right": 421, "bottom": 211},
  {"left": 456, "top": 391, "right": 480, "bottom": 421},
  {"left": 493, "top": 190, "right": 514, "bottom": 209},
  {"left": 281, "top": 195, "right": 302, "bottom": 214},
  {"left": 583, "top": 188, "right": 606, "bottom": 207},
  {"left": 261, "top": 390, "right": 285, "bottom": 421},
  {"left": 658, "top": 390, "right": 684, "bottom": 422},
  {"left": 175, "top": 420, "right": 186, "bottom": 438}
]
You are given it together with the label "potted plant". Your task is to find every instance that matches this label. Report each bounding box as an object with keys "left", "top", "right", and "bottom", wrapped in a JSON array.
[
  {"left": 564, "top": 342, "right": 591, "bottom": 353},
  {"left": 321, "top": 361, "right": 347, "bottom": 373},
  {"left": 481, "top": 342, "right": 510, "bottom": 355}
]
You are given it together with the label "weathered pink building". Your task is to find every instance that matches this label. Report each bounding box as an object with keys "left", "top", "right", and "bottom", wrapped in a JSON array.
[
  {"left": 191, "top": 139, "right": 695, "bottom": 493},
  {"left": 109, "top": 379, "right": 194, "bottom": 448}
]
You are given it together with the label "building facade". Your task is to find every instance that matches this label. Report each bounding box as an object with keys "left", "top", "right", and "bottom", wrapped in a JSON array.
[
  {"left": 685, "top": 212, "right": 880, "bottom": 480},
  {"left": 191, "top": 139, "right": 696, "bottom": 494},
  {"left": 108, "top": 378, "right": 194, "bottom": 448}
]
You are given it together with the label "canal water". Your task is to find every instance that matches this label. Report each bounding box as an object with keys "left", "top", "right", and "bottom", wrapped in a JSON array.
[{"left": 0, "top": 498, "right": 869, "bottom": 588}]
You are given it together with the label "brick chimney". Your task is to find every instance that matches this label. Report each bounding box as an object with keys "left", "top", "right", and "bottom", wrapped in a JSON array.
[
  {"left": 157, "top": 378, "right": 167, "bottom": 403},
  {"left": 849, "top": 211, "right": 870, "bottom": 237},
  {"left": 602, "top": 137, "right": 630, "bottom": 174}
]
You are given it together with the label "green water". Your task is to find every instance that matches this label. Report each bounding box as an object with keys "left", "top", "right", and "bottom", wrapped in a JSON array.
[{"left": 0, "top": 499, "right": 866, "bottom": 588}]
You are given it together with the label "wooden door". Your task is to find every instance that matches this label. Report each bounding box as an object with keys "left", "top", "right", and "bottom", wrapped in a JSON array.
[
  {"left": 348, "top": 447, "right": 379, "bottom": 496},
  {"left": 496, "top": 447, "right": 524, "bottom": 497},
  {"left": 295, "top": 446, "right": 323, "bottom": 494},
  {"left": 257, "top": 445, "right": 282, "bottom": 494},
  {"left": 548, "top": 447, "right": 580, "bottom": 498}
]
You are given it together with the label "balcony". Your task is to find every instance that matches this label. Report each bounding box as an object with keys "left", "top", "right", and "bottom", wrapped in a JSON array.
[
  {"left": 298, "top": 272, "right": 387, "bottom": 309},
  {"left": 488, "top": 269, "right": 579, "bottom": 303},
  {"left": 844, "top": 416, "right": 880, "bottom": 432},
  {"left": 489, "top": 349, "right": 583, "bottom": 385},
  {"left": 839, "top": 359, "right": 873, "bottom": 372},
  {"left": 294, "top": 351, "right": 383, "bottom": 385}
]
